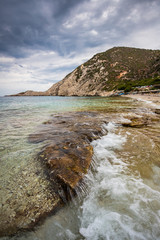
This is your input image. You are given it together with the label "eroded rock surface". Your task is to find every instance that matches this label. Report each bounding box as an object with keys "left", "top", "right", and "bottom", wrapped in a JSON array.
[
  {"left": 30, "top": 112, "right": 107, "bottom": 200},
  {"left": 0, "top": 159, "right": 61, "bottom": 237},
  {"left": 0, "top": 112, "right": 107, "bottom": 237},
  {"left": 155, "top": 109, "right": 160, "bottom": 114}
]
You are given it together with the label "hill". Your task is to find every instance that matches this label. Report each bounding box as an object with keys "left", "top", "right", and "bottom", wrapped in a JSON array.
[{"left": 10, "top": 47, "right": 160, "bottom": 96}]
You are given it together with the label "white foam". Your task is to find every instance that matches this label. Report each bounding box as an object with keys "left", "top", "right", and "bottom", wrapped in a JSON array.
[
  {"left": 79, "top": 122, "right": 160, "bottom": 240},
  {"left": 9, "top": 122, "right": 160, "bottom": 240}
]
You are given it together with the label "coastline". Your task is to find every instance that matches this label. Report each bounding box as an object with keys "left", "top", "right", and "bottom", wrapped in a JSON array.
[
  {"left": 1, "top": 96, "right": 160, "bottom": 239},
  {"left": 122, "top": 93, "right": 160, "bottom": 107}
]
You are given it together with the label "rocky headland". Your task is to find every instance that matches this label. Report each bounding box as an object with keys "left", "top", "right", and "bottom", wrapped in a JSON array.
[{"left": 9, "top": 46, "right": 160, "bottom": 97}]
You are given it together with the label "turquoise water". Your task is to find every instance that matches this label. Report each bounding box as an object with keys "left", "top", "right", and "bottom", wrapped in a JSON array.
[
  {"left": 0, "top": 96, "right": 133, "bottom": 225},
  {"left": 0, "top": 95, "right": 133, "bottom": 170},
  {"left": 0, "top": 95, "right": 132, "bottom": 177},
  {"left": 0, "top": 95, "right": 131, "bottom": 156},
  {"left": 0, "top": 96, "right": 133, "bottom": 114}
]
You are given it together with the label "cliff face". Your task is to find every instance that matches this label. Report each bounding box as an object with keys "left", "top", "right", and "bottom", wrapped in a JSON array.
[{"left": 12, "top": 47, "right": 160, "bottom": 96}]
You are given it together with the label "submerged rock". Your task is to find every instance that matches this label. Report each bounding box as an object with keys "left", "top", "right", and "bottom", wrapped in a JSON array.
[
  {"left": 122, "top": 117, "right": 148, "bottom": 128},
  {"left": 35, "top": 112, "right": 106, "bottom": 200},
  {"left": 155, "top": 109, "right": 160, "bottom": 114},
  {"left": 0, "top": 112, "right": 107, "bottom": 237},
  {"left": 38, "top": 142, "right": 93, "bottom": 200},
  {"left": 0, "top": 162, "right": 62, "bottom": 237}
]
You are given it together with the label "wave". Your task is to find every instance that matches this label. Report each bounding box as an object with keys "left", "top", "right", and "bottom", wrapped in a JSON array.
[{"left": 79, "top": 122, "right": 160, "bottom": 240}]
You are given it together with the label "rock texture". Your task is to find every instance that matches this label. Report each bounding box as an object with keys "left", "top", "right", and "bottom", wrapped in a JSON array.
[
  {"left": 30, "top": 112, "right": 106, "bottom": 200},
  {"left": 0, "top": 111, "right": 106, "bottom": 237},
  {"left": 10, "top": 47, "right": 160, "bottom": 97}
]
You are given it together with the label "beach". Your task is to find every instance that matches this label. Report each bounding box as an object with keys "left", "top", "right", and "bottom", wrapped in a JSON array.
[{"left": 123, "top": 93, "right": 160, "bottom": 106}]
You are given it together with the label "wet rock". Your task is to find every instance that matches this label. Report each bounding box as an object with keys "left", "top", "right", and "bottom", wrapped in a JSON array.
[
  {"left": 43, "top": 120, "right": 52, "bottom": 124},
  {"left": 122, "top": 117, "right": 148, "bottom": 128},
  {"left": 0, "top": 111, "right": 108, "bottom": 237},
  {"left": 28, "top": 133, "right": 47, "bottom": 143},
  {"left": 29, "top": 112, "right": 104, "bottom": 144},
  {"left": 36, "top": 112, "right": 106, "bottom": 201},
  {"left": 38, "top": 142, "right": 93, "bottom": 196},
  {"left": 155, "top": 109, "right": 160, "bottom": 114}
]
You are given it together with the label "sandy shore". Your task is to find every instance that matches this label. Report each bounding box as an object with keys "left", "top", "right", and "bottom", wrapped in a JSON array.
[{"left": 123, "top": 93, "right": 160, "bottom": 108}]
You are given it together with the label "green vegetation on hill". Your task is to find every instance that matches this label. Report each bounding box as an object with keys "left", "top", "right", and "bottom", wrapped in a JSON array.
[
  {"left": 116, "top": 77, "right": 160, "bottom": 92},
  {"left": 82, "top": 47, "right": 160, "bottom": 92}
]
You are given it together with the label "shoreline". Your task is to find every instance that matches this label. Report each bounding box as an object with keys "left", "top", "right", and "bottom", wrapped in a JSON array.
[
  {"left": 1, "top": 95, "right": 160, "bottom": 238},
  {"left": 122, "top": 93, "right": 160, "bottom": 108}
]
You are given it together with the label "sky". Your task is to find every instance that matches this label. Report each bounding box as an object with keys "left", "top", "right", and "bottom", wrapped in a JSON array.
[{"left": 0, "top": 0, "right": 160, "bottom": 96}]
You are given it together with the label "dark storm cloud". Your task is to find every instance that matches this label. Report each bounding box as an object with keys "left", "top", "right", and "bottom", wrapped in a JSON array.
[
  {"left": 0, "top": 0, "right": 87, "bottom": 57},
  {"left": 0, "top": 0, "right": 160, "bottom": 58}
]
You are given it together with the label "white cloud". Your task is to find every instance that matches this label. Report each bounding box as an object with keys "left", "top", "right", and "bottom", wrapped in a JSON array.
[
  {"left": 90, "top": 30, "right": 98, "bottom": 36},
  {"left": 101, "top": 6, "right": 117, "bottom": 20},
  {"left": 0, "top": 56, "right": 15, "bottom": 63},
  {"left": 0, "top": 48, "right": 97, "bottom": 95},
  {"left": 123, "top": 25, "right": 160, "bottom": 50},
  {"left": 62, "top": 0, "right": 120, "bottom": 31},
  {"left": 0, "top": 41, "right": 116, "bottom": 96}
]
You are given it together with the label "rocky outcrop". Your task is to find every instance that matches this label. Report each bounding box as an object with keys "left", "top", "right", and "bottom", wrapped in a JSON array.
[
  {"left": 30, "top": 112, "right": 105, "bottom": 200},
  {"left": 9, "top": 47, "right": 160, "bottom": 97},
  {"left": 155, "top": 109, "right": 160, "bottom": 114},
  {"left": 122, "top": 117, "right": 148, "bottom": 128},
  {"left": 0, "top": 111, "right": 107, "bottom": 237},
  {"left": 38, "top": 142, "right": 93, "bottom": 198},
  {"left": 8, "top": 90, "right": 48, "bottom": 96}
]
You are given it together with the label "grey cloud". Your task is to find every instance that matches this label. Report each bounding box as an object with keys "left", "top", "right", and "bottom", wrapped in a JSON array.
[
  {"left": 0, "top": 0, "right": 87, "bottom": 57},
  {"left": 0, "top": 0, "right": 160, "bottom": 59},
  {"left": 60, "top": 0, "right": 160, "bottom": 48}
]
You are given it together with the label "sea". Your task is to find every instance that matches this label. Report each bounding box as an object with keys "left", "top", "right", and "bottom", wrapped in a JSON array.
[{"left": 0, "top": 96, "right": 160, "bottom": 240}]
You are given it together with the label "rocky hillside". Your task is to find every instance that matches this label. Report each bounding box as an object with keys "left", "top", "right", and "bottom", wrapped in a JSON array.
[{"left": 12, "top": 47, "right": 160, "bottom": 96}]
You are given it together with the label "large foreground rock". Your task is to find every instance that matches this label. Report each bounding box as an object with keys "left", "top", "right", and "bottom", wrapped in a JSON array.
[
  {"left": 33, "top": 112, "right": 105, "bottom": 200},
  {"left": 0, "top": 112, "right": 106, "bottom": 237}
]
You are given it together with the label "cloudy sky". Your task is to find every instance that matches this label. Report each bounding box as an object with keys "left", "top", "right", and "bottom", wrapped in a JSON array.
[{"left": 0, "top": 0, "right": 160, "bottom": 95}]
